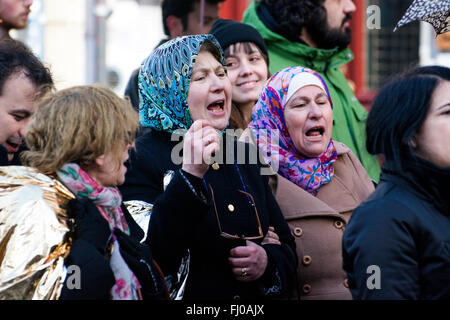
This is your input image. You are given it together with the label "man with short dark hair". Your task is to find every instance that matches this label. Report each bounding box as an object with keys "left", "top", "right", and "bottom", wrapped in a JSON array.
[
  {"left": 243, "top": 0, "right": 381, "bottom": 182},
  {"left": 124, "top": 0, "right": 225, "bottom": 110},
  {"left": 0, "top": 0, "right": 33, "bottom": 41},
  {"left": 0, "top": 39, "right": 53, "bottom": 165},
  {"left": 162, "top": 0, "right": 223, "bottom": 40}
]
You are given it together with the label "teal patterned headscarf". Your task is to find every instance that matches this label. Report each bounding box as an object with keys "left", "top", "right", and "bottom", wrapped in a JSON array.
[{"left": 138, "top": 34, "right": 225, "bottom": 132}]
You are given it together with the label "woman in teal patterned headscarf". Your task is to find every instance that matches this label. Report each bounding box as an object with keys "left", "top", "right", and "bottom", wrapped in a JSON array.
[
  {"left": 138, "top": 34, "right": 224, "bottom": 132},
  {"left": 120, "top": 35, "right": 297, "bottom": 300}
]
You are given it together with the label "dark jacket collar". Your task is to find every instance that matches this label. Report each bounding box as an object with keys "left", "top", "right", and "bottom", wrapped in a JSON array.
[
  {"left": 0, "top": 145, "right": 8, "bottom": 166},
  {"left": 0, "top": 144, "right": 24, "bottom": 166},
  {"left": 381, "top": 156, "right": 450, "bottom": 216}
]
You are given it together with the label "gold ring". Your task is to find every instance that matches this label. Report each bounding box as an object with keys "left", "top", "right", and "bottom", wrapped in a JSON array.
[{"left": 241, "top": 267, "right": 248, "bottom": 277}]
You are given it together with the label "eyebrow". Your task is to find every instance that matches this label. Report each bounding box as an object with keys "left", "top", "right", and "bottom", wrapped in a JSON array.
[
  {"left": 10, "top": 109, "right": 32, "bottom": 116},
  {"left": 437, "top": 102, "right": 450, "bottom": 111},
  {"left": 228, "top": 48, "right": 259, "bottom": 57},
  {"left": 192, "top": 65, "right": 225, "bottom": 75},
  {"left": 289, "top": 92, "right": 327, "bottom": 103}
]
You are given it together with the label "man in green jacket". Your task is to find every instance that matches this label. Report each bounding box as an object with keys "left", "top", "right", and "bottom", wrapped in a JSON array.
[{"left": 243, "top": 0, "right": 380, "bottom": 182}]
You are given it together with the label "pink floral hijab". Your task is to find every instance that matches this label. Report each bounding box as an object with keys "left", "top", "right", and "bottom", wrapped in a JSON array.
[{"left": 249, "top": 66, "right": 338, "bottom": 195}]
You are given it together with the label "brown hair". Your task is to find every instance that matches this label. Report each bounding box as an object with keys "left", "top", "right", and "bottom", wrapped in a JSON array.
[
  {"left": 224, "top": 42, "right": 269, "bottom": 68},
  {"left": 199, "top": 39, "right": 224, "bottom": 63},
  {"left": 228, "top": 102, "right": 248, "bottom": 130},
  {"left": 0, "top": 39, "right": 54, "bottom": 98},
  {"left": 22, "top": 85, "right": 139, "bottom": 174},
  {"left": 224, "top": 42, "right": 270, "bottom": 130}
]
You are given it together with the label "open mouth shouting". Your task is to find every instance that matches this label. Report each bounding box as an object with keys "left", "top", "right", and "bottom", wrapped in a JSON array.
[
  {"left": 5, "top": 138, "right": 22, "bottom": 153},
  {"left": 305, "top": 125, "right": 325, "bottom": 140},
  {"left": 207, "top": 99, "right": 226, "bottom": 115}
]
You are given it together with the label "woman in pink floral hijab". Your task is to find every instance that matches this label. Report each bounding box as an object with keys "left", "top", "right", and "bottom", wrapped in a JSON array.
[
  {"left": 248, "top": 66, "right": 374, "bottom": 299},
  {"left": 249, "top": 66, "right": 338, "bottom": 194}
]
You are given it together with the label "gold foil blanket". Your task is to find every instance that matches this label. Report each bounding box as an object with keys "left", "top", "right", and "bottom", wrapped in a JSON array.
[{"left": 0, "top": 166, "right": 74, "bottom": 300}]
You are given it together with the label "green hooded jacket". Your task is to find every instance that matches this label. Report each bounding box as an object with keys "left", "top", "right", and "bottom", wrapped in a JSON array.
[{"left": 243, "top": 2, "right": 380, "bottom": 182}]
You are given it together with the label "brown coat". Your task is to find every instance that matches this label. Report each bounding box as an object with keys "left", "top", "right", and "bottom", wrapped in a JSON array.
[{"left": 274, "top": 141, "right": 374, "bottom": 300}]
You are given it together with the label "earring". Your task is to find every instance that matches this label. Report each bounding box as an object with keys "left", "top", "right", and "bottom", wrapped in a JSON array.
[{"left": 409, "top": 138, "right": 417, "bottom": 149}]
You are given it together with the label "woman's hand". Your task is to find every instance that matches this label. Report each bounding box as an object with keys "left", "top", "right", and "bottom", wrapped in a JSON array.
[
  {"left": 229, "top": 240, "right": 268, "bottom": 282},
  {"left": 261, "top": 226, "right": 281, "bottom": 246},
  {"left": 182, "top": 119, "right": 220, "bottom": 178}
]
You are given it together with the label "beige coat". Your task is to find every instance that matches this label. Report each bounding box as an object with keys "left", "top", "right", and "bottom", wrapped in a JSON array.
[{"left": 274, "top": 141, "right": 374, "bottom": 300}]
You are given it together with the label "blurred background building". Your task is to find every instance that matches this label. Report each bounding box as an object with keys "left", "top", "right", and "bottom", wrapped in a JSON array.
[
  {"left": 14, "top": 0, "right": 165, "bottom": 93},
  {"left": 14, "top": 0, "right": 450, "bottom": 105}
]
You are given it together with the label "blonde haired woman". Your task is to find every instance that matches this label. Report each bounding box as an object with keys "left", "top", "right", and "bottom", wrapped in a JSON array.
[{"left": 23, "top": 85, "right": 167, "bottom": 300}]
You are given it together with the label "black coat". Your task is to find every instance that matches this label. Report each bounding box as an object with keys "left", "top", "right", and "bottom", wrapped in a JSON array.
[
  {"left": 124, "top": 68, "right": 140, "bottom": 111},
  {"left": 120, "top": 130, "right": 297, "bottom": 300},
  {"left": 0, "top": 144, "right": 25, "bottom": 166},
  {"left": 342, "top": 158, "right": 450, "bottom": 299},
  {"left": 59, "top": 203, "right": 145, "bottom": 300},
  {"left": 0, "top": 146, "right": 8, "bottom": 166}
]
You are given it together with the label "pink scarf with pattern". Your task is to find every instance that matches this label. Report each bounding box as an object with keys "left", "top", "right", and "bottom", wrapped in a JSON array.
[{"left": 56, "top": 163, "right": 141, "bottom": 300}]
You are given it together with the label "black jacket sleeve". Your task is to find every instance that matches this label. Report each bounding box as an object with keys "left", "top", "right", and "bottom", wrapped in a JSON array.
[
  {"left": 342, "top": 199, "right": 420, "bottom": 300},
  {"left": 59, "top": 202, "right": 145, "bottom": 300},
  {"left": 59, "top": 198, "right": 114, "bottom": 300},
  {"left": 147, "top": 169, "right": 211, "bottom": 275},
  {"left": 59, "top": 239, "right": 115, "bottom": 300}
]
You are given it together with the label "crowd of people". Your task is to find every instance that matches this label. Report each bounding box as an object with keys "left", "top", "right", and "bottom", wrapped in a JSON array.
[{"left": 1, "top": 0, "right": 449, "bottom": 300}]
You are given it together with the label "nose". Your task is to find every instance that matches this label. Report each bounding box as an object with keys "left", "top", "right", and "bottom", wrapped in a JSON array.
[
  {"left": 210, "top": 74, "right": 226, "bottom": 93},
  {"left": 344, "top": 0, "right": 356, "bottom": 13},
  {"left": 18, "top": 119, "right": 32, "bottom": 138},
  {"left": 24, "top": 0, "right": 33, "bottom": 7},
  {"left": 308, "top": 102, "right": 324, "bottom": 119},
  {"left": 239, "top": 60, "right": 253, "bottom": 77}
]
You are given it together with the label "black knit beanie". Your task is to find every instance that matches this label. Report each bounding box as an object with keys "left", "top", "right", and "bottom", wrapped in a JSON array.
[{"left": 210, "top": 18, "right": 269, "bottom": 58}]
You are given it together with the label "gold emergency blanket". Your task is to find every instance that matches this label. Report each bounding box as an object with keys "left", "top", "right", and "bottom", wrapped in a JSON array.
[
  {"left": 124, "top": 200, "right": 153, "bottom": 242},
  {"left": 0, "top": 166, "right": 74, "bottom": 300}
]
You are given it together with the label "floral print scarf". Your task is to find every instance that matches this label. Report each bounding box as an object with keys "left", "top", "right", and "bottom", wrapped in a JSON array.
[
  {"left": 56, "top": 163, "right": 141, "bottom": 300},
  {"left": 249, "top": 66, "right": 338, "bottom": 194}
]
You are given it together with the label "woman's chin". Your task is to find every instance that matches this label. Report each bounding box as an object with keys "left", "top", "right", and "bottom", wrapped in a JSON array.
[
  {"left": 233, "top": 92, "right": 260, "bottom": 106},
  {"left": 207, "top": 114, "right": 230, "bottom": 131},
  {"left": 298, "top": 142, "right": 329, "bottom": 158},
  {"left": 212, "top": 121, "right": 228, "bottom": 131}
]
